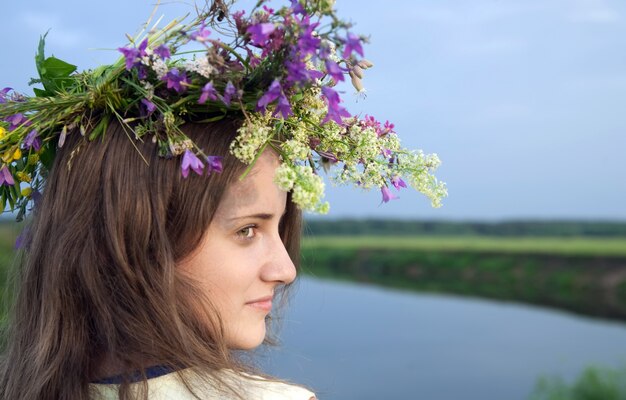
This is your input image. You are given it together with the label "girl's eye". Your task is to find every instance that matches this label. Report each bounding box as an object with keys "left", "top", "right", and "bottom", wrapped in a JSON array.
[{"left": 236, "top": 226, "right": 256, "bottom": 240}]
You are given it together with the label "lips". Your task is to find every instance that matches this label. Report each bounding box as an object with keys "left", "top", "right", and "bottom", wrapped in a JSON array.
[{"left": 246, "top": 295, "right": 273, "bottom": 312}]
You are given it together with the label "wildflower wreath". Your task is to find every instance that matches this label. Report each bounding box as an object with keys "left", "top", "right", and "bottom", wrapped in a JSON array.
[{"left": 0, "top": 0, "right": 447, "bottom": 220}]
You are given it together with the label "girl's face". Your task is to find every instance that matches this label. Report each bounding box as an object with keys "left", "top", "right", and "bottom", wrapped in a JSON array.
[{"left": 178, "top": 150, "right": 296, "bottom": 349}]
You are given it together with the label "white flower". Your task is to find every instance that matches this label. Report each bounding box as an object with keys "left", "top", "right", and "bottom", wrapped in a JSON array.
[
  {"left": 230, "top": 117, "right": 273, "bottom": 164},
  {"left": 151, "top": 59, "right": 169, "bottom": 79},
  {"left": 183, "top": 56, "right": 215, "bottom": 78}
]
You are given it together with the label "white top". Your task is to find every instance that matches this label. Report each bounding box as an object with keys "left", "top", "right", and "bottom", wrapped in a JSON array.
[{"left": 90, "top": 368, "right": 316, "bottom": 400}]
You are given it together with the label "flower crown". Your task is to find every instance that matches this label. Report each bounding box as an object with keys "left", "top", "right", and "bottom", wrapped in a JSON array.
[{"left": 0, "top": 0, "right": 447, "bottom": 220}]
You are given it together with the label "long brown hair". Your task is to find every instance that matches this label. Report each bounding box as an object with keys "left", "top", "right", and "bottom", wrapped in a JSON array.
[{"left": 0, "top": 119, "right": 302, "bottom": 400}]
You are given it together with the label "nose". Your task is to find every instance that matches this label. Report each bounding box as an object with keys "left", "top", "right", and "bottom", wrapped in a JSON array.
[{"left": 261, "top": 234, "right": 296, "bottom": 285}]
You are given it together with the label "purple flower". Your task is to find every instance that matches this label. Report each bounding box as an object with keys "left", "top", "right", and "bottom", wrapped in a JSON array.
[
  {"left": 274, "top": 94, "right": 293, "bottom": 119},
  {"left": 0, "top": 166, "right": 14, "bottom": 186},
  {"left": 6, "top": 113, "right": 27, "bottom": 130},
  {"left": 161, "top": 68, "right": 189, "bottom": 93},
  {"left": 198, "top": 82, "right": 218, "bottom": 104},
  {"left": 322, "top": 86, "right": 341, "bottom": 105},
  {"left": 222, "top": 81, "right": 239, "bottom": 107},
  {"left": 319, "top": 43, "right": 331, "bottom": 60},
  {"left": 118, "top": 38, "right": 148, "bottom": 71},
  {"left": 141, "top": 98, "right": 157, "bottom": 115},
  {"left": 391, "top": 176, "right": 407, "bottom": 190},
  {"left": 206, "top": 155, "right": 223, "bottom": 174},
  {"left": 322, "top": 103, "right": 351, "bottom": 125},
  {"left": 383, "top": 120, "right": 395, "bottom": 135},
  {"left": 23, "top": 129, "right": 41, "bottom": 151},
  {"left": 0, "top": 87, "right": 11, "bottom": 103},
  {"left": 154, "top": 44, "right": 171, "bottom": 59},
  {"left": 296, "top": 15, "right": 321, "bottom": 56},
  {"left": 325, "top": 60, "right": 345, "bottom": 82},
  {"left": 233, "top": 10, "right": 248, "bottom": 34},
  {"left": 189, "top": 22, "right": 211, "bottom": 42},
  {"left": 181, "top": 149, "right": 204, "bottom": 178},
  {"left": 284, "top": 59, "right": 322, "bottom": 87},
  {"left": 381, "top": 186, "right": 399, "bottom": 203},
  {"left": 290, "top": 0, "right": 306, "bottom": 15},
  {"left": 321, "top": 86, "right": 351, "bottom": 125},
  {"left": 118, "top": 47, "right": 139, "bottom": 70},
  {"left": 257, "top": 79, "right": 283, "bottom": 111},
  {"left": 247, "top": 22, "right": 275, "bottom": 45},
  {"left": 343, "top": 32, "right": 364, "bottom": 59},
  {"left": 256, "top": 80, "right": 293, "bottom": 119},
  {"left": 137, "top": 65, "right": 148, "bottom": 80}
]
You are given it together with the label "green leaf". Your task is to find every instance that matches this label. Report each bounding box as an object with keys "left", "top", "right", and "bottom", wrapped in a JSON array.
[
  {"left": 89, "top": 116, "right": 108, "bottom": 140},
  {"left": 42, "top": 57, "right": 77, "bottom": 79},
  {"left": 7, "top": 190, "right": 15, "bottom": 210},
  {"left": 35, "top": 32, "right": 48, "bottom": 73},
  {"left": 34, "top": 32, "right": 52, "bottom": 96},
  {"left": 0, "top": 191, "right": 6, "bottom": 214},
  {"left": 39, "top": 145, "right": 57, "bottom": 170},
  {"left": 33, "top": 31, "right": 78, "bottom": 95},
  {"left": 197, "top": 114, "right": 227, "bottom": 123},
  {"left": 33, "top": 88, "right": 47, "bottom": 97}
]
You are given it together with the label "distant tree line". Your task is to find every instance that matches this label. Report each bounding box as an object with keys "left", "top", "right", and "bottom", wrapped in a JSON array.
[{"left": 303, "top": 219, "right": 626, "bottom": 237}]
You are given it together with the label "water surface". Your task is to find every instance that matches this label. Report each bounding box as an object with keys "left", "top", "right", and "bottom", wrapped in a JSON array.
[{"left": 259, "top": 277, "right": 626, "bottom": 400}]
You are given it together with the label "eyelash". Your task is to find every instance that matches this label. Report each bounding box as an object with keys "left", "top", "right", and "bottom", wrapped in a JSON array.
[{"left": 235, "top": 225, "right": 257, "bottom": 241}]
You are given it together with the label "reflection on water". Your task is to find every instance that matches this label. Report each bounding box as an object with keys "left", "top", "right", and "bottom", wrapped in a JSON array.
[{"left": 258, "top": 277, "right": 626, "bottom": 400}]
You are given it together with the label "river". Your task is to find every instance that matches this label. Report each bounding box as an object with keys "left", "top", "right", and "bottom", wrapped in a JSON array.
[{"left": 258, "top": 276, "right": 626, "bottom": 400}]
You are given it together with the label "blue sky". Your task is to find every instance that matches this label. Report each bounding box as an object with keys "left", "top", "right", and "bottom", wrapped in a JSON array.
[{"left": 1, "top": 0, "right": 625, "bottom": 220}]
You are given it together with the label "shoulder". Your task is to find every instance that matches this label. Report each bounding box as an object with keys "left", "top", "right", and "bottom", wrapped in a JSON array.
[
  {"left": 90, "top": 368, "right": 316, "bottom": 400},
  {"left": 224, "top": 370, "right": 316, "bottom": 400}
]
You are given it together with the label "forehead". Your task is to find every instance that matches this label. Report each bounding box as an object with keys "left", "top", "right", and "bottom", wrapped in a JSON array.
[{"left": 216, "top": 151, "right": 284, "bottom": 217}]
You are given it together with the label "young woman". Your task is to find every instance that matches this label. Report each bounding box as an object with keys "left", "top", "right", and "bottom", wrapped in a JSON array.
[
  {"left": 1, "top": 120, "right": 315, "bottom": 399},
  {"left": 0, "top": 1, "right": 445, "bottom": 399}
]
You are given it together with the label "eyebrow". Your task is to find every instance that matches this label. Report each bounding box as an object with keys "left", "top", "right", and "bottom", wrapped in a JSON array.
[{"left": 227, "top": 210, "right": 287, "bottom": 222}]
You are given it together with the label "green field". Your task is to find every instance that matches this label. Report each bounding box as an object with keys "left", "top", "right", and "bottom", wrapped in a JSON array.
[{"left": 302, "top": 235, "right": 626, "bottom": 257}]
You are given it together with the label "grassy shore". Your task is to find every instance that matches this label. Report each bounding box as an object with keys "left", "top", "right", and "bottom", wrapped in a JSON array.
[
  {"left": 300, "top": 236, "right": 626, "bottom": 321},
  {"left": 302, "top": 235, "right": 626, "bottom": 257}
]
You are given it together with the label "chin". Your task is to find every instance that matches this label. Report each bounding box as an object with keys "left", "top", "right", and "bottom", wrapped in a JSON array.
[{"left": 229, "top": 322, "right": 267, "bottom": 350}]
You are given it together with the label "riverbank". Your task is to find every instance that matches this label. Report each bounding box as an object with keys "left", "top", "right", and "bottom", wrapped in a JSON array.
[{"left": 301, "top": 236, "right": 626, "bottom": 322}]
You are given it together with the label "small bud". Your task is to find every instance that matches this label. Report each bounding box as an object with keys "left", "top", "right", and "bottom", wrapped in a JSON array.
[
  {"left": 349, "top": 72, "right": 364, "bottom": 93},
  {"left": 351, "top": 65, "right": 364, "bottom": 79},
  {"left": 357, "top": 59, "right": 374, "bottom": 69},
  {"left": 58, "top": 126, "right": 68, "bottom": 148},
  {"left": 21, "top": 187, "right": 32, "bottom": 197}
]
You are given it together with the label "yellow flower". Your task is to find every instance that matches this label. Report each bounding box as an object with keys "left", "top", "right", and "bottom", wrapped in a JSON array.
[
  {"left": 16, "top": 172, "right": 32, "bottom": 183},
  {"left": 21, "top": 187, "right": 32, "bottom": 197},
  {"left": 28, "top": 154, "right": 39, "bottom": 165},
  {"left": 12, "top": 148, "right": 22, "bottom": 160},
  {"left": 0, "top": 126, "right": 6, "bottom": 140},
  {"left": 2, "top": 150, "right": 12, "bottom": 163}
]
